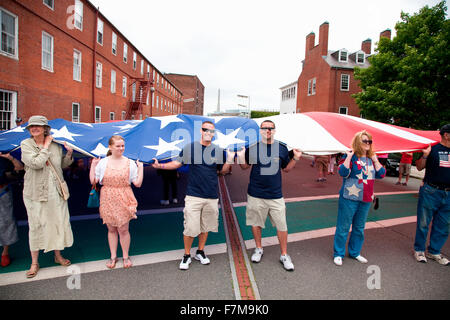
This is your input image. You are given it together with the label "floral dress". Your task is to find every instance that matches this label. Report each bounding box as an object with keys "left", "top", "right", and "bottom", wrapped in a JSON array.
[{"left": 99, "top": 160, "right": 137, "bottom": 227}]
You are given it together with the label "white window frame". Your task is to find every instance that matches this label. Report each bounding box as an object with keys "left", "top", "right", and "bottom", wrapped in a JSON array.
[
  {"left": 73, "top": 49, "right": 82, "bottom": 82},
  {"left": 339, "top": 106, "right": 348, "bottom": 115},
  {"left": 0, "top": 89, "right": 17, "bottom": 130},
  {"left": 133, "top": 52, "right": 137, "bottom": 70},
  {"left": 72, "top": 102, "right": 80, "bottom": 122},
  {"left": 356, "top": 51, "right": 365, "bottom": 64},
  {"left": 123, "top": 43, "right": 128, "bottom": 63},
  {"left": 312, "top": 78, "right": 316, "bottom": 95},
  {"left": 132, "top": 82, "right": 136, "bottom": 102},
  {"left": 339, "top": 49, "right": 348, "bottom": 62},
  {"left": 121, "top": 111, "right": 126, "bottom": 120},
  {"left": 41, "top": 31, "right": 54, "bottom": 72},
  {"left": 111, "top": 70, "right": 116, "bottom": 93},
  {"left": 0, "top": 8, "right": 19, "bottom": 60},
  {"left": 74, "top": 0, "right": 83, "bottom": 31},
  {"left": 112, "top": 32, "right": 117, "bottom": 55},
  {"left": 97, "top": 18, "right": 104, "bottom": 45},
  {"left": 95, "top": 62, "right": 102, "bottom": 88},
  {"left": 122, "top": 76, "right": 127, "bottom": 97},
  {"left": 141, "top": 60, "right": 144, "bottom": 75},
  {"left": 340, "top": 74, "right": 350, "bottom": 91},
  {"left": 95, "top": 106, "right": 101, "bottom": 123},
  {"left": 307, "top": 80, "right": 312, "bottom": 96},
  {"left": 43, "top": 0, "right": 54, "bottom": 10},
  {"left": 109, "top": 112, "right": 115, "bottom": 121}
]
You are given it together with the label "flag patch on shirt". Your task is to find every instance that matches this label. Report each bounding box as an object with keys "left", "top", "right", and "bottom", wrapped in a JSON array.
[{"left": 439, "top": 152, "right": 450, "bottom": 168}]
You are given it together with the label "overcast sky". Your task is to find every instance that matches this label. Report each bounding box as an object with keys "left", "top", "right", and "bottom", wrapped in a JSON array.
[{"left": 88, "top": 0, "right": 442, "bottom": 115}]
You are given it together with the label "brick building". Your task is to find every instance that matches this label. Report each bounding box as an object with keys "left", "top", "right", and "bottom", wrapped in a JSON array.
[
  {"left": 0, "top": 0, "right": 183, "bottom": 130},
  {"left": 296, "top": 21, "right": 391, "bottom": 116},
  {"left": 164, "top": 73, "right": 204, "bottom": 116}
]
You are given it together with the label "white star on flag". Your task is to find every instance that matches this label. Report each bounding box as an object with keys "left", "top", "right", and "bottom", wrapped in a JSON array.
[
  {"left": 144, "top": 138, "right": 184, "bottom": 156},
  {"left": 51, "top": 126, "right": 83, "bottom": 142},
  {"left": 0, "top": 126, "right": 25, "bottom": 135},
  {"left": 346, "top": 184, "right": 361, "bottom": 197},
  {"left": 213, "top": 128, "right": 245, "bottom": 149},
  {"left": 91, "top": 143, "right": 109, "bottom": 157},
  {"left": 113, "top": 123, "right": 139, "bottom": 133},
  {"left": 153, "top": 115, "right": 184, "bottom": 129}
]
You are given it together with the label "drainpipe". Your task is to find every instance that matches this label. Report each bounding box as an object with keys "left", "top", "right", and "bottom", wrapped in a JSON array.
[{"left": 92, "top": 8, "right": 99, "bottom": 122}]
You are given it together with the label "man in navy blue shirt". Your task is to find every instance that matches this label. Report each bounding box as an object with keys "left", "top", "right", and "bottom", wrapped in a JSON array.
[
  {"left": 413, "top": 124, "right": 450, "bottom": 265},
  {"left": 153, "top": 121, "right": 233, "bottom": 270},
  {"left": 234, "top": 120, "right": 302, "bottom": 271}
]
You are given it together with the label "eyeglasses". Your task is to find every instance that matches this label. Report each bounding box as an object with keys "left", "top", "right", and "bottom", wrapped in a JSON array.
[
  {"left": 201, "top": 128, "right": 215, "bottom": 134},
  {"left": 362, "top": 140, "right": 373, "bottom": 145},
  {"left": 260, "top": 127, "right": 275, "bottom": 131}
]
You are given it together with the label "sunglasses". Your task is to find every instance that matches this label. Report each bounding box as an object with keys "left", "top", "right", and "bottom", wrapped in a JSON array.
[
  {"left": 201, "top": 128, "right": 215, "bottom": 133},
  {"left": 362, "top": 140, "right": 373, "bottom": 145},
  {"left": 260, "top": 127, "right": 275, "bottom": 131}
]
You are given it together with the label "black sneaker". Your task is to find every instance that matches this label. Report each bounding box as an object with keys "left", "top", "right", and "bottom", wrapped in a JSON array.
[{"left": 373, "top": 197, "right": 379, "bottom": 210}]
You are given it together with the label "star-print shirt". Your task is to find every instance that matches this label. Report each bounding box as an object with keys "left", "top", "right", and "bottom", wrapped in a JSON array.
[{"left": 338, "top": 154, "right": 386, "bottom": 203}]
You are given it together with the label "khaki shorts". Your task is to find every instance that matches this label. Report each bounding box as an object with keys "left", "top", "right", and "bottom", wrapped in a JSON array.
[
  {"left": 183, "top": 195, "right": 219, "bottom": 237},
  {"left": 399, "top": 163, "right": 411, "bottom": 175},
  {"left": 246, "top": 194, "right": 287, "bottom": 231}
]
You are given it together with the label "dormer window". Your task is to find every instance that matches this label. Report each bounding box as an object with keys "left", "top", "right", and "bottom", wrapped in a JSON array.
[
  {"left": 357, "top": 52, "right": 365, "bottom": 64},
  {"left": 339, "top": 49, "right": 348, "bottom": 62}
]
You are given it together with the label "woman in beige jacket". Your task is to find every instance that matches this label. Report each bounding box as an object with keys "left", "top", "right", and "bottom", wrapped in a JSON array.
[{"left": 21, "top": 116, "right": 74, "bottom": 278}]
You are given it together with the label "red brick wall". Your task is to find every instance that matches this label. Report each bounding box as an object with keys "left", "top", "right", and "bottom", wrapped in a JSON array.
[
  {"left": 165, "top": 74, "right": 204, "bottom": 115},
  {"left": 0, "top": 0, "right": 181, "bottom": 124}
]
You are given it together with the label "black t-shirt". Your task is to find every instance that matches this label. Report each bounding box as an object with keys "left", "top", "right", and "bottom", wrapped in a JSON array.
[
  {"left": 423, "top": 143, "right": 450, "bottom": 187},
  {"left": 176, "top": 141, "right": 225, "bottom": 199},
  {"left": 245, "top": 141, "right": 291, "bottom": 199},
  {"left": 0, "top": 157, "right": 14, "bottom": 186}
]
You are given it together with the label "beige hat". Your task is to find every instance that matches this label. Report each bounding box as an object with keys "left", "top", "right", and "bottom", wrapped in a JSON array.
[{"left": 26, "top": 115, "right": 50, "bottom": 130}]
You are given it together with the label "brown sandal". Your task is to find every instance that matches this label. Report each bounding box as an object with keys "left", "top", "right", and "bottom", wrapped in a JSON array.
[
  {"left": 123, "top": 257, "right": 133, "bottom": 269},
  {"left": 26, "top": 263, "right": 39, "bottom": 279},
  {"left": 54, "top": 257, "right": 71, "bottom": 266},
  {"left": 106, "top": 257, "right": 118, "bottom": 269}
]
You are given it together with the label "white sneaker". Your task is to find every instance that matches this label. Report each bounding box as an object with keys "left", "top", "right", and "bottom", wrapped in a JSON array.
[
  {"left": 280, "top": 254, "right": 294, "bottom": 271},
  {"left": 334, "top": 257, "right": 343, "bottom": 266},
  {"left": 425, "top": 252, "right": 449, "bottom": 265},
  {"left": 172, "top": 198, "right": 178, "bottom": 204},
  {"left": 195, "top": 250, "right": 210, "bottom": 265},
  {"left": 414, "top": 251, "right": 427, "bottom": 263},
  {"left": 179, "top": 255, "right": 191, "bottom": 270},
  {"left": 251, "top": 247, "right": 263, "bottom": 263},
  {"left": 353, "top": 255, "right": 368, "bottom": 264}
]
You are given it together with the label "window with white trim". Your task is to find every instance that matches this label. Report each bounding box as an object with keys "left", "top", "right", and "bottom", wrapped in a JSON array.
[
  {"left": 95, "top": 106, "right": 101, "bottom": 123},
  {"left": 307, "top": 80, "right": 312, "bottom": 96},
  {"left": 42, "top": 31, "right": 53, "bottom": 72},
  {"left": 97, "top": 18, "right": 103, "bottom": 45},
  {"left": 133, "top": 52, "right": 137, "bottom": 70},
  {"left": 111, "top": 70, "right": 116, "bottom": 93},
  {"left": 357, "top": 52, "right": 365, "bottom": 64},
  {"left": 43, "top": 0, "right": 54, "bottom": 10},
  {"left": 339, "top": 50, "right": 348, "bottom": 62},
  {"left": 121, "top": 111, "right": 126, "bottom": 120},
  {"left": 132, "top": 82, "right": 136, "bottom": 102},
  {"left": 339, "top": 106, "right": 348, "bottom": 115},
  {"left": 0, "top": 89, "right": 17, "bottom": 131},
  {"left": 109, "top": 112, "right": 115, "bottom": 121},
  {"left": 73, "top": 49, "right": 81, "bottom": 81},
  {"left": 141, "top": 60, "right": 144, "bottom": 75},
  {"left": 123, "top": 43, "right": 128, "bottom": 63},
  {"left": 122, "top": 76, "right": 127, "bottom": 97},
  {"left": 312, "top": 78, "right": 316, "bottom": 95},
  {"left": 112, "top": 32, "right": 117, "bottom": 55},
  {"left": 74, "top": 0, "right": 83, "bottom": 30},
  {"left": 72, "top": 103, "right": 80, "bottom": 122},
  {"left": 0, "top": 9, "right": 18, "bottom": 59},
  {"left": 340, "top": 74, "right": 350, "bottom": 91},
  {"left": 95, "top": 62, "right": 102, "bottom": 88}
]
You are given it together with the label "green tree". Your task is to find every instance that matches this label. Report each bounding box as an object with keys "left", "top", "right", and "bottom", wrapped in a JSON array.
[{"left": 354, "top": 1, "right": 450, "bottom": 130}]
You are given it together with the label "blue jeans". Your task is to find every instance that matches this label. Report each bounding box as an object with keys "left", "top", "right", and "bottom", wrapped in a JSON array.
[
  {"left": 414, "top": 183, "right": 450, "bottom": 255},
  {"left": 333, "top": 196, "right": 371, "bottom": 258}
]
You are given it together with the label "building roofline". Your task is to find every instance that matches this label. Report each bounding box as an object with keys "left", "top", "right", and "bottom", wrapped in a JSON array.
[{"left": 84, "top": 0, "right": 182, "bottom": 93}]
